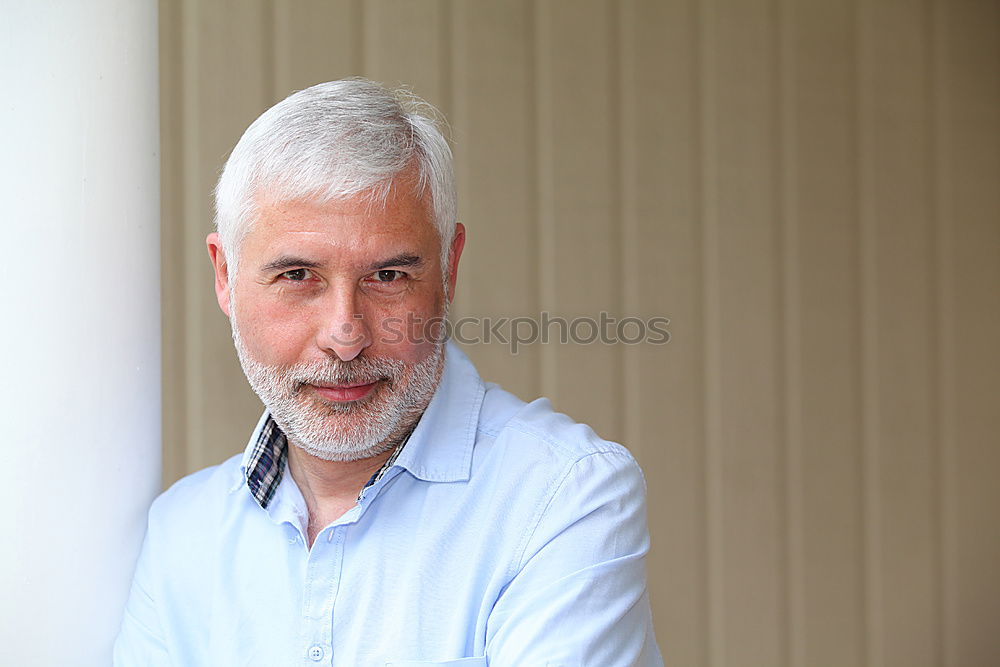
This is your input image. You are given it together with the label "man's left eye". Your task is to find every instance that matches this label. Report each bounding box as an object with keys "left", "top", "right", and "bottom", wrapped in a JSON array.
[
  {"left": 281, "top": 269, "right": 312, "bottom": 281},
  {"left": 373, "top": 270, "right": 404, "bottom": 283}
]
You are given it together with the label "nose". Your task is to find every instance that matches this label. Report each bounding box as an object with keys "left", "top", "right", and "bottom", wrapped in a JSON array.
[{"left": 316, "top": 287, "right": 371, "bottom": 362}]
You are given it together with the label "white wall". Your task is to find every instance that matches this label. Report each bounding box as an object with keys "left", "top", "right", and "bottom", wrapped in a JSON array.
[{"left": 0, "top": 2, "right": 161, "bottom": 665}]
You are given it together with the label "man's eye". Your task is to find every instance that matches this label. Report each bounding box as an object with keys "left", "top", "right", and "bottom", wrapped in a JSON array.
[
  {"left": 373, "top": 270, "right": 403, "bottom": 283},
  {"left": 281, "top": 268, "right": 312, "bottom": 281}
]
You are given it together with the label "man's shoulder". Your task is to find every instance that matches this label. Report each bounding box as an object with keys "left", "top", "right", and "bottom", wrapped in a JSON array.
[
  {"left": 148, "top": 452, "right": 246, "bottom": 526},
  {"left": 477, "top": 382, "right": 639, "bottom": 472}
]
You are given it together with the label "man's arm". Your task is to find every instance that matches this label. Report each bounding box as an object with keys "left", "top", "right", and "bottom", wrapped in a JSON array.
[{"left": 485, "top": 449, "right": 662, "bottom": 666}]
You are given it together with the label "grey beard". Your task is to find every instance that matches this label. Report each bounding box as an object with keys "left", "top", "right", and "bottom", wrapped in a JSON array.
[{"left": 230, "top": 303, "right": 445, "bottom": 462}]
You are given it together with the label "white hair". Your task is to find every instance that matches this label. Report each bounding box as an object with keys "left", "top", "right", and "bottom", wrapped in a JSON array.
[{"left": 214, "top": 78, "right": 457, "bottom": 273}]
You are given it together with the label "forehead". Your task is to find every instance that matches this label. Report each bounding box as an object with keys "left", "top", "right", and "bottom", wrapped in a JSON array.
[{"left": 244, "top": 187, "right": 438, "bottom": 266}]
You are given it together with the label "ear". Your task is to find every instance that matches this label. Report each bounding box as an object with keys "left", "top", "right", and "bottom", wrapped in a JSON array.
[
  {"left": 446, "top": 222, "right": 466, "bottom": 303},
  {"left": 206, "top": 232, "right": 232, "bottom": 317}
]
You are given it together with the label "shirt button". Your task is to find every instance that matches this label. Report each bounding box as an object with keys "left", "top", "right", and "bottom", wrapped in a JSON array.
[{"left": 308, "top": 645, "right": 324, "bottom": 661}]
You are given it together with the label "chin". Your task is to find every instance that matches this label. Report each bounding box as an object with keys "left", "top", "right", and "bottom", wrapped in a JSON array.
[{"left": 293, "top": 436, "right": 397, "bottom": 463}]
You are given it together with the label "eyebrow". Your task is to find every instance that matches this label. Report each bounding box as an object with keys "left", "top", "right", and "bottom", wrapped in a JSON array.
[
  {"left": 259, "top": 256, "right": 324, "bottom": 274},
  {"left": 366, "top": 254, "right": 424, "bottom": 272},
  {"left": 259, "top": 253, "right": 425, "bottom": 274}
]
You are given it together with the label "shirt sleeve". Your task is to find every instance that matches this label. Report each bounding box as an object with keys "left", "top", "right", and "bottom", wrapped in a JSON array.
[
  {"left": 484, "top": 449, "right": 663, "bottom": 666},
  {"left": 113, "top": 512, "right": 171, "bottom": 666}
]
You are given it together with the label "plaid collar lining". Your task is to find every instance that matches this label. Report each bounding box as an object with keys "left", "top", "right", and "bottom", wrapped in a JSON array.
[
  {"left": 243, "top": 414, "right": 408, "bottom": 510},
  {"left": 244, "top": 416, "right": 289, "bottom": 510}
]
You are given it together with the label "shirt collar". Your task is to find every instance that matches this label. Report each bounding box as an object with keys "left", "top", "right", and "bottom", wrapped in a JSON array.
[
  {"left": 390, "top": 341, "right": 485, "bottom": 483},
  {"left": 231, "top": 341, "right": 486, "bottom": 506},
  {"left": 235, "top": 411, "right": 288, "bottom": 509}
]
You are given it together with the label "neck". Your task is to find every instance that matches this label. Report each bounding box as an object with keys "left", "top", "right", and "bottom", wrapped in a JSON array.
[
  {"left": 286, "top": 423, "right": 418, "bottom": 545},
  {"left": 286, "top": 444, "right": 390, "bottom": 546},
  {"left": 287, "top": 443, "right": 394, "bottom": 504}
]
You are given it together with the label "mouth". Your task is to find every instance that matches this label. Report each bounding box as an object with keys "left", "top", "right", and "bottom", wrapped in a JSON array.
[{"left": 309, "top": 380, "right": 381, "bottom": 403}]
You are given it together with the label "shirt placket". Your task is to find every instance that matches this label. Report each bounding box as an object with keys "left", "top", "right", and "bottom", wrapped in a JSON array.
[{"left": 300, "top": 523, "right": 347, "bottom": 666}]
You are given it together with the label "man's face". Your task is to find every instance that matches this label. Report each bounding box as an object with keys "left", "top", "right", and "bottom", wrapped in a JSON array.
[{"left": 207, "top": 183, "right": 465, "bottom": 462}]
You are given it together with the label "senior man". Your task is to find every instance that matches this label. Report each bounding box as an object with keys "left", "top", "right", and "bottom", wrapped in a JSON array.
[{"left": 115, "top": 78, "right": 661, "bottom": 666}]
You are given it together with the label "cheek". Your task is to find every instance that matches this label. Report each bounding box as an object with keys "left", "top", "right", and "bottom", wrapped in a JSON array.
[
  {"left": 234, "top": 299, "right": 315, "bottom": 366},
  {"left": 363, "top": 293, "right": 445, "bottom": 361}
]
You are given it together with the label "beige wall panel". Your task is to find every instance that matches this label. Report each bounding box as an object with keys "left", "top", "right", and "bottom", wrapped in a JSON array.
[
  {"left": 450, "top": 0, "right": 541, "bottom": 399},
  {"left": 859, "top": 2, "right": 940, "bottom": 665},
  {"left": 273, "top": 0, "right": 363, "bottom": 97},
  {"left": 935, "top": 2, "right": 1000, "bottom": 665},
  {"left": 160, "top": 0, "right": 187, "bottom": 488},
  {"left": 159, "top": 1, "right": 1000, "bottom": 664},
  {"left": 361, "top": 0, "right": 451, "bottom": 116},
  {"left": 780, "top": 1, "right": 866, "bottom": 665},
  {"left": 535, "top": 0, "right": 622, "bottom": 442},
  {"left": 620, "top": 1, "right": 708, "bottom": 664},
  {"left": 173, "top": 0, "right": 275, "bottom": 477},
  {"left": 701, "top": 0, "right": 787, "bottom": 665}
]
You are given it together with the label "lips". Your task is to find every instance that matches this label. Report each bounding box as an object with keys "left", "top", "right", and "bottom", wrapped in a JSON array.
[{"left": 310, "top": 380, "right": 379, "bottom": 402}]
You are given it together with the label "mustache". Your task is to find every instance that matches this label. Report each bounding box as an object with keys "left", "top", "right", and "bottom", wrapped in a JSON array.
[{"left": 285, "top": 355, "right": 406, "bottom": 387}]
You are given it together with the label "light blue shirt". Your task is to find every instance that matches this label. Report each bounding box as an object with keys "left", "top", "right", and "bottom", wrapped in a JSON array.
[{"left": 114, "top": 342, "right": 662, "bottom": 666}]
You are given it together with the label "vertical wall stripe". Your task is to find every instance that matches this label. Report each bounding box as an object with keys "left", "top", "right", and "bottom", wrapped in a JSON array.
[
  {"left": 777, "top": 0, "right": 802, "bottom": 662},
  {"left": 354, "top": 0, "right": 365, "bottom": 73},
  {"left": 861, "top": 3, "right": 939, "bottom": 662},
  {"left": 272, "top": 1, "right": 365, "bottom": 94},
  {"left": 692, "top": 4, "right": 709, "bottom": 662},
  {"left": 619, "top": 1, "right": 710, "bottom": 659},
  {"left": 924, "top": 1, "right": 946, "bottom": 664},
  {"left": 771, "top": 0, "right": 791, "bottom": 662},
  {"left": 160, "top": 0, "right": 187, "bottom": 484},
  {"left": 179, "top": 0, "right": 204, "bottom": 477},
  {"left": 362, "top": 2, "right": 375, "bottom": 81},
  {"left": 525, "top": 0, "right": 539, "bottom": 397},
  {"left": 439, "top": 0, "right": 452, "bottom": 118},
  {"left": 705, "top": 0, "right": 785, "bottom": 661},
  {"left": 936, "top": 4, "right": 1000, "bottom": 664},
  {"left": 848, "top": 4, "right": 867, "bottom": 663},
  {"left": 533, "top": 0, "right": 556, "bottom": 403},
  {"left": 271, "top": 4, "right": 285, "bottom": 97},
  {"left": 607, "top": 0, "right": 626, "bottom": 451},
  {"left": 448, "top": 0, "right": 539, "bottom": 395},
  {"left": 260, "top": 2, "right": 275, "bottom": 104},
  {"left": 531, "top": 0, "right": 624, "bottom": 439},
  {"left": 698, "top": 0, "right": 725, "bottom": 662},
  {"left": 856, "top": 0, "right": 883, "bottom": 659},
  {"left": 930, "top": 4, "right": 954, "bottom": 664},
  {"left": 785, "top": 0, "right": 866, "bottom": 663},
  {"left": 619, "top": 0, "right": 640, "bottom": 455}
]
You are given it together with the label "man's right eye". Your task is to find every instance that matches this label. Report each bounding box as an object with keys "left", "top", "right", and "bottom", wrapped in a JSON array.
[{"left": 281, "top": 268, "right": 311, "bottom": 281}]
